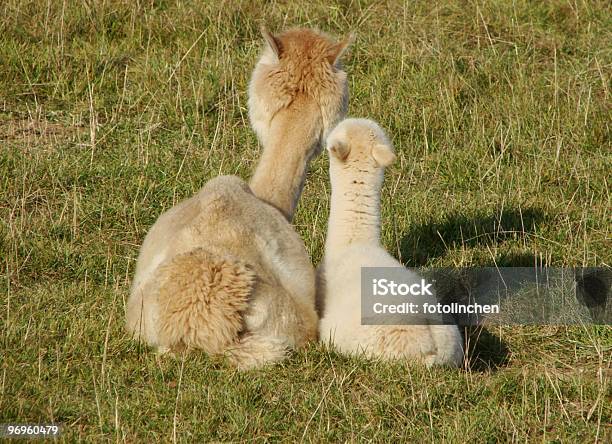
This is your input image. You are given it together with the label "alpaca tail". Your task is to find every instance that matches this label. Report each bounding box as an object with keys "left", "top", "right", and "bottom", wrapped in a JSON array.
[
  {"left": 225, "top": 333, "right": 289, "bottom": 370},
  {"left": 156, "top": 248, "right": 256, "bottom": 355}
]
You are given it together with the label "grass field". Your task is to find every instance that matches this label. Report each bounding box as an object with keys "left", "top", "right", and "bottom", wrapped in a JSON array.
[{"left": 1, "top": 0, "right": 610, "bottom": 441}]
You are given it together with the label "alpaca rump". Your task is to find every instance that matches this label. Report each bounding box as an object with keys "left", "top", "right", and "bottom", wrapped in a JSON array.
[
  {"left": 155, "top": 249, "right": 314, "bottom": 369},
  {"left": 318, "top": 119, "right": 464, "bottom": 367},
  {"left": 156, "top": 249, "right": 255, "bottom": 354},
  {"left": 127, "top": 28, "right": 351, "bottom": 369}
]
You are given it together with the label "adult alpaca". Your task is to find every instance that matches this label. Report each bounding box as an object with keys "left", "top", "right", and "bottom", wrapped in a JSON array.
[{"left": 126, "top": 28, "right": 350, "bottom": 369}]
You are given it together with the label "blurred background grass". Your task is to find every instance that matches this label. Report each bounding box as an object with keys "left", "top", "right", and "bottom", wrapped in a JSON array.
[{"left": 1, "top": 0, "right": 610, "bottom": 441}]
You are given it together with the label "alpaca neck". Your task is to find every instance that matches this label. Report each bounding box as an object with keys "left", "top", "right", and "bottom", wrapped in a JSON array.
[
  {"left": 325, "top": 171, "right": 383, "bottom": 255},
  {"left": 249, "top": 109, "right": 319, "bottom": 222}
]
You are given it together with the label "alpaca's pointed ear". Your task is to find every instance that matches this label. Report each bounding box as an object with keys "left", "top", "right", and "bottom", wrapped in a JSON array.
[
  {"left": 372, "top": 144, "right": 396, "bottom": 167},
  {"left": 328, "top": 140, "right": 351, "bottom": 161},
  {"left": 326, "top": 33, "right": 354, "bottom": 65},
  {"left": 261, "top": 26, "right": 282, "bottom": 59}
]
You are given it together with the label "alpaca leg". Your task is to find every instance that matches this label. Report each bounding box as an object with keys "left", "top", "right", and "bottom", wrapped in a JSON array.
[
  {"left": 425, "top": 325, "right": 464, "bottom": 367},
  {"left": 126, "top": 278, "right": 163, "bottom": 347},
  {"left": 229, "top": 281, "right": 318, "bottom": 369},
  {"left": 374, "top": 325, "right": 438, "bottom": 362},
  {"left": 224, "top": 333, "right": 289, "bottom": 370}
]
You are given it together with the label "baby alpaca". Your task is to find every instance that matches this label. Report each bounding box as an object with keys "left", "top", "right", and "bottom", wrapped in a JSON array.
[
  {"left": 126, "top": 28, "right": 351, "bottom": 369},
  {"left": 318, "top": 118, "right": 463, "bottom": 367}
]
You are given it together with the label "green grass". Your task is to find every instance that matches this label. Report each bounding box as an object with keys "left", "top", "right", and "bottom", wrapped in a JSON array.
[{"left": 1, "top": 0, "right": 610, "bottom": 441}]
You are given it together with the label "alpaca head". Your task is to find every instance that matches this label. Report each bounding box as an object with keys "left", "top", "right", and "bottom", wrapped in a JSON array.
[
  {"left": 248, "top": 27, "right": 351, "bottom": 155},
  {"left": 326, "top": 118, "right": 396, "bottom": 184}
]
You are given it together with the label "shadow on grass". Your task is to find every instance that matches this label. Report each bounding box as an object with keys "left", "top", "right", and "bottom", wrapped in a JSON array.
[
  {"left": 575, "top": 267, "right": 612, "bottom": 324},
  {"left": 463, "top": 326, "right": 510, "bottom": 372},
  {"left": 398, "top": 207, "right": 545, "bottom": 267},
  {"left": 398, "top": 207, "right": 547, "bottom": 372}
]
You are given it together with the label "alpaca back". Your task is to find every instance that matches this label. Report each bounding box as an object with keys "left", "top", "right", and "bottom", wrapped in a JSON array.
[
  {"left": 127, "top": 176, "right": 316, "bottom": 363},
  {"left": 319, "top": 244, "right": 394, "bottom": 341}
]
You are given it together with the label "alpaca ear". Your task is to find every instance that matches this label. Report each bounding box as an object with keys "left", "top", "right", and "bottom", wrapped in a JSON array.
[
  {"left": 326, "top": 33, "right": 354, "bottom": 65},
  {"left": 261, "top": 26, "right": 282, "bottom": 59},
  {"left": 328, "top": 141, "right": 351, "bottom": 161},
  {"left": 372, "top": 144, "right": 396, "bottom": 167}
]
